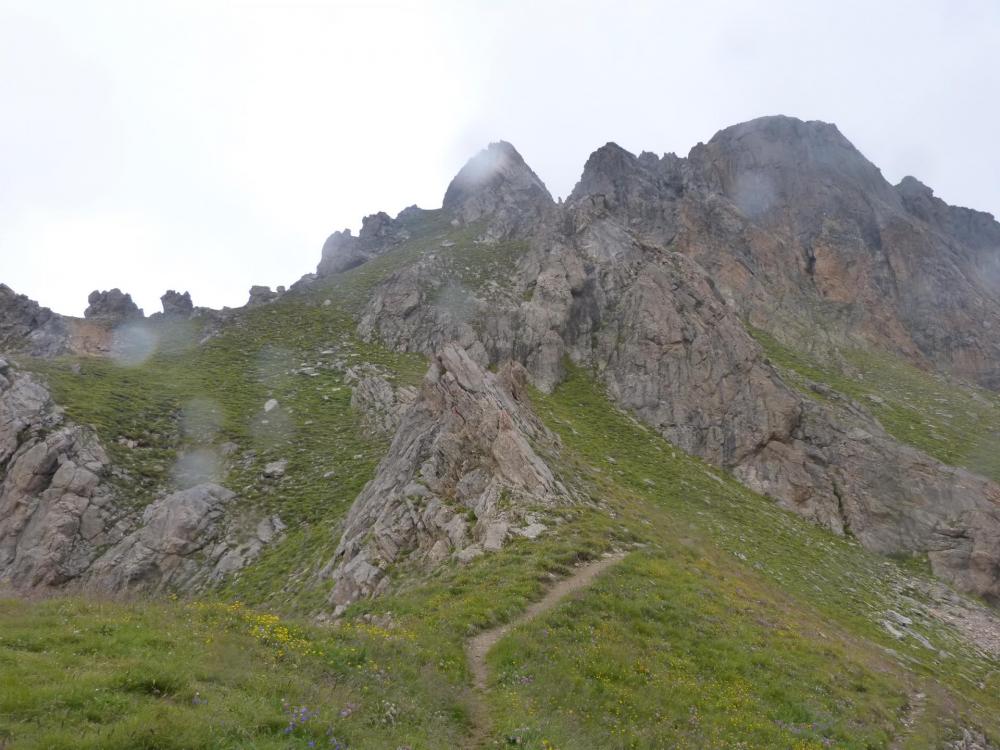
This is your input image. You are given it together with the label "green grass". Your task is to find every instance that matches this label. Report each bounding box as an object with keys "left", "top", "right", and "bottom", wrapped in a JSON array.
[
  {"left": 751, "top": 327, "right": 1000, "bottom": 483},
  {"left": 17, "top": 208, "right": 532, "bottom": 611},
  {"left": 489, "top": 552, "right": 904, "bottom": 749},
  {"left": 306, "top": 367, "right": 1000, "bottom": 747},
  {"left": 0, "top": 596, "right": 468, "bottom": 749},
  {"left": 3, "top": 366, "right": 999, "bottom": 748},
  {"left": 6, "top": 225, "right": 1000, "bottom": 747},
  {"left": 466, "top": 366, "right": 1000, "bottom": 749},
  {"left": 23, "top": 295, "right": 424, "bottom": 610}
]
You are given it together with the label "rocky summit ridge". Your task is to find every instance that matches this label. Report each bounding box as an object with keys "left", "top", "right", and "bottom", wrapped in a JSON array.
[
  {"left": 5, "top": 113, "right": 1000, "bottom": 747},
  {"left": 2, "top": 114, "right": 1000, "bottom": 606}
]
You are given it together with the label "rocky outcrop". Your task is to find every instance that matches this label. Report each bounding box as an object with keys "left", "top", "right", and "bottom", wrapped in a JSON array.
[
  {"left": 335, "top": 127, "right": 1000, "bottom": 603},
  {"left": 323, "top": 344, "right": 565, "bottom": 610},
  {"left": 952, "top": 729, "right": 1000, "bottom": 750},
  {"left": 357, "top": 260, "right": 493, "bottom": 365},
  {"left": 442, "top": 141, "right": 555, "bottom": 240},
  {"left": 160, "top": 289, "right": 194, "bottom": 318},
  {"left": 346, "top": 365, "right": 419, "bottom": 437},
  {"left": 0, "top": 359, "right": 278, "bottom": 593},
  {"left": 84, "top": 483, "right": 235, "bottom": 592},
  {"left": 0, "top": 284, "right": 70, "bottom": 356},
  {"left": 608, "top": 116, "right": 1000, "bottom": 390},
  {"left": 84, "top": 288, "right": 144, "bottom": 322},
  {"left": 737, "top": 395, "right": 1000, "bottom": 601},
  {"left": 317, "top": 210, "right": 415, "bottom": 276},
  {"left": 246, "top": 285, "right": 279, "bottom": 306},
  {"left": 0, "top": 361, "right": 125, "bottom": 588}
]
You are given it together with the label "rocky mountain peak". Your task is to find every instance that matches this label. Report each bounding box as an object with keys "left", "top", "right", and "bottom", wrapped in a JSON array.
[
  {"left": 568, "top": 142, "right": 684, "bottom": 210},
  {"left": 897, "top": 174, "right": 934, "bottom": 197},
  {"left": 568, "top": 142, "right": 640, "bottom": 201},
  {"left": 691, "top": 114, "right": 899, "bottom": 222},
  {"left": 442, "top": 140, "right": 554, "bottom": 238}
]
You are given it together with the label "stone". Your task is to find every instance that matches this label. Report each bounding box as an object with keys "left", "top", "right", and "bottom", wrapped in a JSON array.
[
  {"left": 0, "top": 361, "right": 275, "bottom": 593},
  {"left": 456, "top": 545, "right": 484, "bottom": 565},
  {"left": 0, "top": 284, "right": 70, "bottom": 356},
  {"left": 85, "top": 483, "right": 236, "bottom": 592},
  {"left": 349, "top": 372, "right": 418, "bottom": 436},
  {"left": 952, "top": 729, "right": 999, "bottom": 750},
  {"left": 246, "top": 285, "right": 278, "bottom": 306},
  {"left": 316, "top": 211, "right": 413, "bottom": 277},
  {"left": 482, "top": 521, "right": 509, "bottom": 551},
  {"left": 84, "top": 288, "right": 144, "bottom": 322},
  {"left": 442, "top": 141, "right": 555, "bottom": 240},
  {"left": 0, "top": 365, "right": 120, "bottom": 588},
  {"left": 263, "top": 459, "right": 288, "bottom": 478},
  {"left": 323, "top": 345, "right": 565, "bottom": 607},
  {"left": 517, "top": 523, "right": 546, "bottom": 539},
  {"left": 160, "top": 290, "right": 193, "bottom": 317},
  {"left": 340, "top": 124, "right": 1000, "bottom": 604}
]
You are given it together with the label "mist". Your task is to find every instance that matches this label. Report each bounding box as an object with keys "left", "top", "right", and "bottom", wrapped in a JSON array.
[{"left": 1, "top": 0, "right": 998, "bottom": 316}]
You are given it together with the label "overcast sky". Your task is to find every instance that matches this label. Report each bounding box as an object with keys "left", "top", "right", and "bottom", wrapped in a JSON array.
[{"left": 2, "top": 0, "right": 998, "bottom": 316}]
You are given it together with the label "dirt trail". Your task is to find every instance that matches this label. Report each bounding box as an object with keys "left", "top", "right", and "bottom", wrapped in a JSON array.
[
  {"left": 464, "top": 552, "right": 626, "bottom": 745},
  {"left": 889, "top": 688, "right": 926, "bottom": 750}
]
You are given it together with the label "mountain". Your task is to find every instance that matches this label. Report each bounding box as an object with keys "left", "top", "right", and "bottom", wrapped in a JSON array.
[{"left": 2, "top": 117, "right": 1000, "bottom": 749}]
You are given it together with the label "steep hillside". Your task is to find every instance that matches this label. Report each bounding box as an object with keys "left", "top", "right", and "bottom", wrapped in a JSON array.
[{"left": 2, "top": 115, "right": 1000, "bottom": 748}]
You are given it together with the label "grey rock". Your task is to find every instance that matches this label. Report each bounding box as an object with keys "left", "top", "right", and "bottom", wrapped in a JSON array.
[
  {"left": 0, "top": 365, "right": 122, "bottom": 588},
  {"left": 517, "top": 522, "right": 547, "bottom": 539},
  {"left": 323, "top": 344, "right": 564, "bottom": 607},
  {"left": 442, "top": 141, "right": 556, "bottom": 240},
  {"left": 482, "top": 521, "right": 509, "bottom": 551},
  {"left": 344, "top": 128, "right": 1000, "bottom": 603},
  {"left": 349, "top": 372, "right": 418, "bottom": 436},
  {"left": 456, "top": 545, "right": 484, "bottom": 565},
  {"left": 246, "top": 285, "right": 278, "bottom": 306},
  {"left": 84, "top": 288, "right": 144, "bottom": 322},
  {"left": 160, "top": 289, "right": 194, "bottom": 317},
  {"left": 317, "top": 210, "right": 414, "bottom": 276},
  {"left": 263, "top": 459, "right": 288, "bottom": 478},
  {"left": 0, "top": 362, "right": 275, "bottom": 593},
  {"left": 0, "top": 283, "right": 70, "bottom": 356},
  {"left": 85, "top": 483, "right": 236, "bottom": 592},
  {"left": 952, "top": 729, "right": 999, "bottom": 750}
]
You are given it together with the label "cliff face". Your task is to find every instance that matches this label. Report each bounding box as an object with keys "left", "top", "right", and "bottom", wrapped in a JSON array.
[
  {"left": 0, "top": 358, "right": 279, "bottom": 593},
  {"left": 323, "top": 345, "right": 565, "bottom": 610},
  {"left": 352, "top": 117, "right": 1000, "bottom": 603},
  {"left": 2, "top": 115, "right": 1000, "bottom": 608},
  {"left": 578, "top": 116, "right": 1000, "bottom": 390}
]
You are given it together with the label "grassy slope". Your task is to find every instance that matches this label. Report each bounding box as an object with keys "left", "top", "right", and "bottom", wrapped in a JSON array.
[
  {"left": 0, "top": 596, "right": 469, "bottom": 749},
  {"left": 751, "top": 328, "right": 1000, "bottom": 485},
  {"left": 7, "top": 369, "right": 998, "bottom": 748},
  {"left": 4, "top": 228, "right": 1000, "bottom": 747}
]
